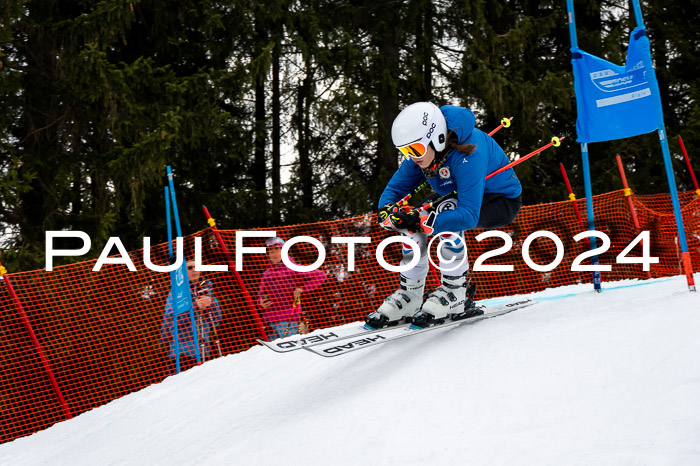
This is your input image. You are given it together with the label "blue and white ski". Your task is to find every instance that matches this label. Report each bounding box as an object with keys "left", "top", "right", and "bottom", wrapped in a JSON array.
[{"left": 302, "top": 298, "right": 537, "bottom": 357}]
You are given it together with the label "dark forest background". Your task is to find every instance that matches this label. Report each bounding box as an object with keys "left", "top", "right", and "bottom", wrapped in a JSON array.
[{"left": 1, "top": 0, "right": 699, "bottom": 271}]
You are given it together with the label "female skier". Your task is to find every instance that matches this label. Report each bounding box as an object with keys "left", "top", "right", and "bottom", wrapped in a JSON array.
[{"left": 366, "top": 102, "right": 522, "bottom": 329}]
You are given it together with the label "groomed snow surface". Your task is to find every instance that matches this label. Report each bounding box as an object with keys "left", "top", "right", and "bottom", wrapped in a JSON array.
[{"left": 2, "top": 275, "right": 700, "bottom": 466}]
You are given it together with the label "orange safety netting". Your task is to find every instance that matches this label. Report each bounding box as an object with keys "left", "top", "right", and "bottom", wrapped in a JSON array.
[{"left": 1, "top": 189, "right": 699, "bottom": 443}]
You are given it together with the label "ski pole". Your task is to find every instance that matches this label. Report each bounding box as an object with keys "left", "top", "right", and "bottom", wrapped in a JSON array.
[
  {"left": 395, "top": 118, "right": 515, "bottom": 208},
  {"left": 210, "top": 323, "right": 223, "bottom": 357},
  {"left": 488, "top": 117, "right": 513, "bottom": 136},
  {"left": 294, "top": 295, "right": 310, "bottom": 335},
  {"left": 678, "top": 136, "right": 700, "bottom": 197},
  {"left": 396, "top": 181, "right": 429, "bottom": 207},
  {"left": 198, "top": 314, "right": 206, "bottom": 363},
  {"left": 485, "top": 136, "right": 562, "bottom": 181},
  {"left": 415, "top": 136, "right": 563, "bottom": 213}
]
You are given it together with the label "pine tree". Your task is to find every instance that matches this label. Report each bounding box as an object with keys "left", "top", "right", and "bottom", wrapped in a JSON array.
[
  {"left": 2, "top": 0, "right": 699, "bottom": 273},
  {"left": 2, "top": 0, "right": 254, "bottom": 270}
]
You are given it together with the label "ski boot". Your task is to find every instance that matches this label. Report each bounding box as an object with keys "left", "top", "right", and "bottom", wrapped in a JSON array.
[
  {"left": 411, "top": 273, "right": 482, "bottom": 328},
  {"left": 365, "top": 274, "right": 425, "bottom": 329}
]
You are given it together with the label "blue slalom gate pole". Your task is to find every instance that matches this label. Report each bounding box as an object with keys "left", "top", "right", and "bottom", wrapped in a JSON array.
[
  {"left": 566, "top": 0, "right": 695, "bottom": 292},
  {"left": 580, "top": 144, "right": 602, "bottom": 292},
  {"left": 165, "top": 186, "right": 181, "bottom": 374},
  {"left": 656, "top": 128, "right": 696, "bottom": 291},
  {"left": 167, "top": 166, "right": 184, "bottom": 238},
  {"left": 630, "top": 0, "right": 695, "bottom": 291},
  {"left": 165, "top": 166, "right": 202, "bottom": 373},
  {"left": 166, "top": 186, "right": 174, "bottom": 263},
  {"left": 566, "top": 0, "right": 602, "bottom": 292}
]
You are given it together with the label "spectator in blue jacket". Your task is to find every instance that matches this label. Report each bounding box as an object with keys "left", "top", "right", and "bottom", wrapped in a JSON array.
[
  {"left": 160, "top": 260, "right": 222, "bottom": 373},
  {"left": 366, "top": 102, "right": 522, "bottom": 329}
]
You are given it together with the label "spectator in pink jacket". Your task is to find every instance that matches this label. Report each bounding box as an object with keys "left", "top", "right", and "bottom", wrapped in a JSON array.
[{"left": 258, "top": 236, "right": 326, "bottom": 341}]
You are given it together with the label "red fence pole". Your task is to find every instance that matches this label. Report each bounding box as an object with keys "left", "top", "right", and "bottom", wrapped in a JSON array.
[
  {"left": 615, "top": 155, "right": 653, "bottom": 279},
  {"left": 0, "top": 260, "right": 73, "bottom": 419},
  {"left": 202, "top": 207, "right": 268, "bottom": 341},
  {"left": 678, "top": 136, "right": 700, "bottom": 198}
]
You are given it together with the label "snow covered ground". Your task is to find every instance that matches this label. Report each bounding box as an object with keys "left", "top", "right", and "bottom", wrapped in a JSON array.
[{"left": 2, "top": 275, "right": 700, "bottom": 466}]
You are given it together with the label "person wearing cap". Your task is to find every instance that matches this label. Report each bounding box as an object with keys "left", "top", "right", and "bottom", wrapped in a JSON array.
[
  {"left": 257, "top": 237, "right": 326, "bottom": 341},
  {"left": 366, "top": 102, "right": 522, "bottom": 329}
]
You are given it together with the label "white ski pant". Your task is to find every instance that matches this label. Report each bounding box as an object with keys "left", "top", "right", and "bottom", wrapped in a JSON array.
[{"left": 399, "top": 230, "right": 469, "bottom": 280}]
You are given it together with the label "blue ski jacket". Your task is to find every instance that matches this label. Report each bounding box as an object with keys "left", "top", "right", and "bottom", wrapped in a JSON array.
[{"left": 378, "top": 105, "right": 522, "bottom": 234}]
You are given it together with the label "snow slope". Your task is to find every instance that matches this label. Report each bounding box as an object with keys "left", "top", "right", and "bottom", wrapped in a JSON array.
[{"left": 2, "top": 276, "right": 700, "bottom": 466}]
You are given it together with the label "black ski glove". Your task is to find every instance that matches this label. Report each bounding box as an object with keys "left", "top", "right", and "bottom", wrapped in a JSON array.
[
  {"left": 377, "top": 203, "right": 397, "bottom": 230},
  {"left": 390, "top": 209, "right": 421, "bottom": 233}
]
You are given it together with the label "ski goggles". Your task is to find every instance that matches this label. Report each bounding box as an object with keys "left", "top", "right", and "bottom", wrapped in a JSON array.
[
  {"left": 265, "top": 237, "right": 285, "bottom": 248},
  {"left": 396, "top": 118, "right": 438, "bottom": 159},
  {"left": 397, "top": 139, "right": 430, "bottom": 159}
]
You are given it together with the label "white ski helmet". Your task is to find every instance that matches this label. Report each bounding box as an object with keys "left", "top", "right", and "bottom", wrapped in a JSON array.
[{"left": 391, "top": 102, "right": 447, "bottom": 157}]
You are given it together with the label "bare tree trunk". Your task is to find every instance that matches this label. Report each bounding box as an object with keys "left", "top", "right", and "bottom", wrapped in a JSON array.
[
  {"left": 271, "top": 20, "right": 282, "bottom": 219},
  {"left": 416, "top": 0, "right": 433, "bottom": 100},
  {"left": 297, "top": 57, "right": 314, "bottom": 211},
  {"left": 253, "top": 16, "right": 268, "bottom": 225},
  {"left": 373, "top": 0, "right": 401, "bottom": 204}
]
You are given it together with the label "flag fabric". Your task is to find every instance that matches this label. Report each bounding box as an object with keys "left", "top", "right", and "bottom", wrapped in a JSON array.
[
  {"left": 170, "top": 263, "right": 193, "bottom": 316},
  {"left": 571, "top": 27, "right": 660, "bottom": 143}
]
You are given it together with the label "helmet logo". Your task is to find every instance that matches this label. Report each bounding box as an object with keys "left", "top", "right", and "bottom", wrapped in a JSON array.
[
  {"left": 426, "top": 122, "right": 436, "bottom": 140},
  {"left": 439, "top": 134, "right": 445, "bottom": 144},
  {"left": 422, "top": 112, "right": 429, "bottom": 126}
]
